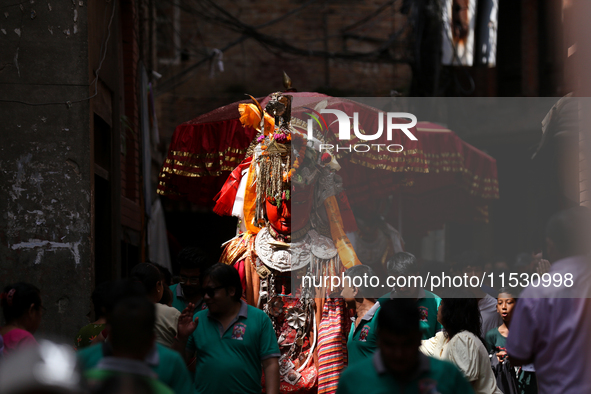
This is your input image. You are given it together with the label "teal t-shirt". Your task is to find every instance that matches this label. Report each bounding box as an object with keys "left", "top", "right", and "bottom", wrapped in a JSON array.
[
  {"left": 416, "top": 290, "right": 442, "bottom": 339},
  {"left": 347, "top": 302, "right": 381, "bottom": 366},
  {"left": 77, "top": 342, "right": 193, "bottom": 394},
  {"left": 169, "top": 283, "right": 187, "bottom": 313},
  {"left": 485, "top": 327, "right": 538, "bottom": 394},
  {"left": 336, "top": 353, "right": 474, "bottom": 394},
  {"left": 378, "top": 289, "right": 442, "bottom": 339},
  {"left": 186, "top": 301, "right": 280, "bottom": 394}
]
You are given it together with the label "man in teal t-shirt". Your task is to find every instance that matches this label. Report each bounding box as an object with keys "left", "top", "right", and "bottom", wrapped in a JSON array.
[
  {"left": 170, "top": 247, "right": 210, "bottom": 313},
  {"left": 337, "top": 299, "right": 474, "bottom": 394},
  {"left": 342, "top": 265, "right": 382, "bottom": 365},
  {"left": 379, "top": 252, "right": 442, "bottom": 339},
  {"left": 177, "top": 263, "right": 280, "bottom": 394}
]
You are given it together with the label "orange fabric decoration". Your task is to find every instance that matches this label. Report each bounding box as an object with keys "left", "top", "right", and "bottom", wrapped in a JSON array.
[
  {"left": 243, "top": 161, "right": 261, "bottom": 234},
  {"left": 238, "top": 103, "right": 262, "bottom": 129},
  {"left": 324, "top": 196, "right": 361, "bottom": 269},
  {"left": 237, "top": 103, "right": 275, "bottom": 136}
]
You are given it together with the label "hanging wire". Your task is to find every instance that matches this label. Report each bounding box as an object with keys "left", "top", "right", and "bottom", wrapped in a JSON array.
[
  {"left": 0, "top": 0, "right": 118, "bottom": 107},
  {"left": 155, "top": 0, "right": 411, "bottom": 95}
]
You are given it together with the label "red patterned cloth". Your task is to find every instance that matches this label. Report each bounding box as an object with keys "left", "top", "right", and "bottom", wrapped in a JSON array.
[{"left": 317, "top": 298, "right": 348, "bottom": 394}]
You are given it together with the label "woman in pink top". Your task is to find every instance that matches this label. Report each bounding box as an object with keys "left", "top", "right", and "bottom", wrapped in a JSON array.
[{"left": 0, "top": 282, "right": 43, "bottom": 355}]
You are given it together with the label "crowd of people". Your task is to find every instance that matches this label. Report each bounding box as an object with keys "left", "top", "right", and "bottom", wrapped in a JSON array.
[{"left": 1, "top": 206, "right": 591, "bottom": 394}]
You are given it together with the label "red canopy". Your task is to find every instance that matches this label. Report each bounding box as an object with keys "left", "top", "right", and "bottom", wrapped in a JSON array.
[
  {"left": 157, "top": 95, "right": 499, "bottom": 235},
  {"left": 338, "top": 122, "right": 499, "bottom": 237},
  {"left": 157, "top": 92, "right": 329, "bottom": 206}
]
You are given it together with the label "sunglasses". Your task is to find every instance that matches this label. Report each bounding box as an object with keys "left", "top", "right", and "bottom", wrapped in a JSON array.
[{"left": 203, "top": 286, "right": 225, "bottom": 298}]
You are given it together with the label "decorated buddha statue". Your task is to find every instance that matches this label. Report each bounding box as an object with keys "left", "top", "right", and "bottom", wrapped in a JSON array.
[{"left": 215, "top": 92, "right": 360, "bottom": 393}]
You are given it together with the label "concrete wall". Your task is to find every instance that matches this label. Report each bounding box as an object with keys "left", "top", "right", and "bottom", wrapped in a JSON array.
[{"left": 0, "top": 0, "right": 92, "bottom": 340}]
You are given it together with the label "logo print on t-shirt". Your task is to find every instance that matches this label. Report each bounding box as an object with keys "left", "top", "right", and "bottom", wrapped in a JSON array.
[
  {"left": 359, "top": 325, "right": 370, "bottom": 342},
  {"left": 231, "top": 323, "right": 247, "bottom": 340},
  {"left": 419, "top": 306, "right": 428, "bottom": 322}
]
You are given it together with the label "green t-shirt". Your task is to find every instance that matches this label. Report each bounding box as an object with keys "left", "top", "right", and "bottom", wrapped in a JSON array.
[
  {"left": 347, "top": 302, "right": 381, "bottom": 366},
  {"left": 85, "top": 368, "right": 174, "bottom": 394},
  {"left": 336, "top": 352, "right": 474, "bottom": 394},
  {"left": 169, "top": 284, "right": 187, "bottom": 313},
  {"left": 416, "top": 290, "right": 442, "bottom": 339},
  {"left": 484, "top": 326, "right": 506, "bottom": 354},
  {"left": 378, "top": 289, "right": 442, "bottom": 339},
  {"left": 77, "top": 342, "right": 193, "bottom": 394},
  {"left": 186, "top": 301, "right": 280, "bottom": 394},
  {"left": 485, "top": 327, "right": 538, "bottom": 394}
]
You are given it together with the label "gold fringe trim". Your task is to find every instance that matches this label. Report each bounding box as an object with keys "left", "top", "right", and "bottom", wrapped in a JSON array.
[{"left": 170, "top": 147, "right": 246, "bottom": 159}]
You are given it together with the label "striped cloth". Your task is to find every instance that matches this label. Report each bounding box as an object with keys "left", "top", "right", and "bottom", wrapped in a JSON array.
[{"left": 317, "top": 298, "right": 348, "bottom": 394}]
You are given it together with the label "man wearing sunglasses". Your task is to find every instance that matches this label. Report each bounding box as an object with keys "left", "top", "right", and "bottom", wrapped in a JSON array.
[
  {"left": 175, "top": 263, "right": 280, "bottom": 394},
  {"left": 170, "top": 247, "right": 211, "bottom": 313}
]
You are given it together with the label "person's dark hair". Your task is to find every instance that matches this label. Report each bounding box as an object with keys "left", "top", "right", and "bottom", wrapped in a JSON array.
[
  {"left": 92, "top": 281, "right": 114, "bottom": 320},
  {"left": 149, "top": 263, "right": 174, "bottom": 306},
  {"left": 109, "top": 296, "right": 156, "bottom": 357},
  {"left": 1, "top": 283, "right": 41, "bottom": 323},
  {"left": 454, "top": 250, "right": 484, "bottom": 269},
  {"left": 546, "top": 206, "right": 591, "bottom": 256},
  {"left": 177, "top": 247, "right": 212, "bottom": 271},
  {"left": 378, "top": 298, "right": 421, "bottom": 336},
  {"left": 344, "top": 265, "right": 376, "bottom": 298},
  {"left": 92, "top": 375, "right": 154, "bottom": 394},
  {"left": 130, "top": 263, "right": 162, "bottom": 295},
  {"left": 150, "top": 263, "right": 172, "bottom": 305},
  {"left": 151, "top": 263, "right": 173, "bottom": 286},
  {"left": 386, "top": 252, "right": 418, "bottom": 276},
  {"left": 497, "top": 287, "right": 520, "bottom": 300},
  {"left": 439, "top": 291, "right": 483, "bottom": 343},
  {"left": 203, "top": 263, "right": 243, "bottom": 301}
]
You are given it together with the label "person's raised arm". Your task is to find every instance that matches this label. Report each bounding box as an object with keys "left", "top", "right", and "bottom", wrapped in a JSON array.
[{"left": 173, "top": 302, "right": 198, "bottom": 359}]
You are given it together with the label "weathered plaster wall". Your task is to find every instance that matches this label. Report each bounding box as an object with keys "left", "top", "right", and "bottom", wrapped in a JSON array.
[{"left": 0, "top": 0, "right": 92, "bottom": 340}]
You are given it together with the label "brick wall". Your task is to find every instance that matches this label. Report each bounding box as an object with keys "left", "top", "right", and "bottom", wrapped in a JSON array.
[{"left": 154, "top": 0, "right": 413, "bottom": 142}]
